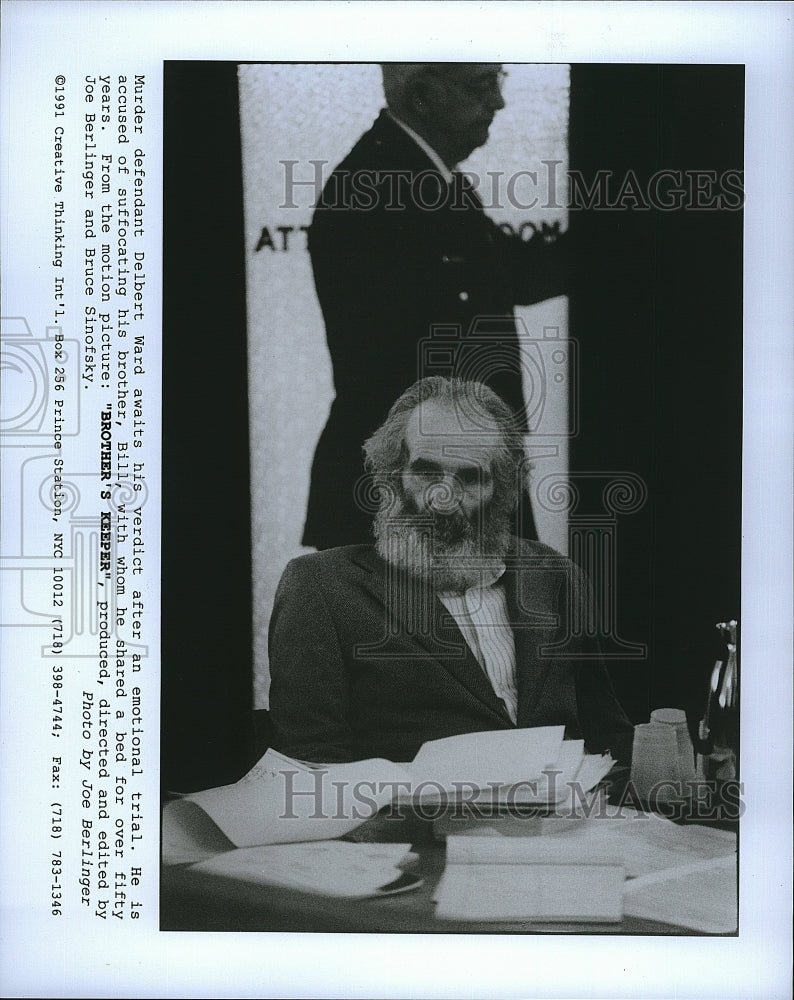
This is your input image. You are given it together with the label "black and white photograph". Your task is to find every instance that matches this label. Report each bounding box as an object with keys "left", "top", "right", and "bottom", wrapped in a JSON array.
[
  {"left": 162, "top": 58, "right": 746, "bottom": 934},
  {"left": 1, "top": 3, "right": 792, "bottom": 998}
]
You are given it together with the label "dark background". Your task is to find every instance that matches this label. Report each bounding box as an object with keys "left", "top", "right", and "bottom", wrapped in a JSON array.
[
  {"left": 568, "top": 65, "right": 743, "bottom": 727},
  {"left": 162, "top": 62, "right": 743, "bottom": 791}
]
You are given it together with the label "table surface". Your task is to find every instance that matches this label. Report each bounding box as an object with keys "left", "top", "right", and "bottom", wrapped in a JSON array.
[{"left": 160, "top": 810, "right": 731, "bottom": 934}]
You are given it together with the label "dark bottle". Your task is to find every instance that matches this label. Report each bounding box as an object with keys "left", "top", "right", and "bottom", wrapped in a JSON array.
[{"left": 697, "top": 620, "right": 739, "bottom": 781}]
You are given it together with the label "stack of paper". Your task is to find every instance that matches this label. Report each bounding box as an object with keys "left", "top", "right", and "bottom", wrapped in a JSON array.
[
  {"left": 434, "top": 835, "right": 625, "bottom": 922},
  {"left": 428, "top": 742, "right": 615, "bottom": 838},
  {"left": 162, "top": 749, "right": 409, "bottom": 863},
  {"left": 408, "top": 726, "right": 565, "bottom": 792},
  {"left": 432, "top": 807, "right": 737, "bottom": 930},
  {"left": 163, "top": 727, "right": 596, "bottom": 863},
  {"left": 162, "top": 731, "right": 737, "bottom": 930},
  {"left": 400, "top": 730, "right": 615, "bottom": 808}
]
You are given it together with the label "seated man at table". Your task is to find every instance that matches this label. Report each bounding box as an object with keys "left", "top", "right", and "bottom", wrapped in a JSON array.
[{"left": 269, "top": 376, "right": 633, "bottom": 765}]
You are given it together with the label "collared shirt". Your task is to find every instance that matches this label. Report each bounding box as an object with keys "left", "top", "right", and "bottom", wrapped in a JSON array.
[
  {"left": 386, "top": 110, "right": 454, "bottom": 183},
  {"left": 437, "top": 564, "right": 518, "bottom": 724}
]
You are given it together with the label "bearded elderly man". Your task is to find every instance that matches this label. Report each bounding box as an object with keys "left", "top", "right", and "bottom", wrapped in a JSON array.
[
  {"left": 270, "top": 377, "right": 632, "bottom": 765},
  {"left": 303, "top": 63, "right": 567, "bottom": 550}
]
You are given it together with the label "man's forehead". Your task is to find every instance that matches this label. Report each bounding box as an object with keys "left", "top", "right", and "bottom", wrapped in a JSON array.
[{"left": 405, "top": 401, "right": 499, "bottom": 465}]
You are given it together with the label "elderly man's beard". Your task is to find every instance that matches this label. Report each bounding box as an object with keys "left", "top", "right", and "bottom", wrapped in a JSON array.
[{"left": 373, "top": 483, "right": 514, "bottom": 592}]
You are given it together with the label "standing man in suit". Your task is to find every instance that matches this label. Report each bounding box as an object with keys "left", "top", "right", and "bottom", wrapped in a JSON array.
[
  {"left": 303, "top": 63, "right": 567, "bottom": 549},
  {"left": 272, "top": 376, "right": 632, "bottom": 765}
]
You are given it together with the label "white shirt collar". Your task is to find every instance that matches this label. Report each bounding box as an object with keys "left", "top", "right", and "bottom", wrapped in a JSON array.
[{"left": 386, "top": 110, "right": 454, "bottom": 183}]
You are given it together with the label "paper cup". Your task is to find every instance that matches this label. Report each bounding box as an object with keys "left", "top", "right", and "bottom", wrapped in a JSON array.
[
  {"left": 650, "top": 708, "right": 697, "bottom": 783},
  {"left": 630, "top": 722, "right": 680, "bottom": 801}
]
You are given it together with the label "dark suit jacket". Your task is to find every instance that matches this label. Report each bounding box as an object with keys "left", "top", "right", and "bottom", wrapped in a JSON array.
[
  {"left": 268, "top": 539, "right": 633, "bottom": 765},
  {"left": 303, "top": 110, "right": 567, "bottom": 548}
]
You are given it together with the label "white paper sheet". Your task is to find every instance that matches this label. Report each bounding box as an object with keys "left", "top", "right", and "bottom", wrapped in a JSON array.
[
  {"left": 191, "top": 841, "right": 418, "bottom": 898},
  {"left": 169, "top": 750, "right": 411, "bottom": 849},
  {"left": 434, "top": 861, "right": 624, "bottom": 922},
  {"left": 623, "top": 855, "right": 738, "bottom": 933},
  {"left": 409, "top": 726, "right": 565, "bottom": 790}
]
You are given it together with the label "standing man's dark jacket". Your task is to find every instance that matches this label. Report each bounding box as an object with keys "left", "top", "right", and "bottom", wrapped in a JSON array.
[
  {"left": 303, "top": 111, "right": 567, "bottom": 549},
  {"left": 268, "top": 539, "right": 633, "bottom": 765}
]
